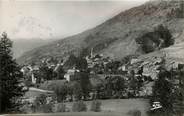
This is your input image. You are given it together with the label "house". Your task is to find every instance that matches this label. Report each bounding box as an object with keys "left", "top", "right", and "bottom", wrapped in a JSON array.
[
  {"left": 54, "top": 63, "right": 63, "bottom": 72},
  {"left": 64, "top": 67, "right": 79, "bottom": 81},
  {"left": 171, "top": 62, "right": 184, "bottom": 70},
  {"left": 21, "top": 66, "right": 31, "bottom": 75},
  {"left": 21, "top": 65, "right": 38, "bottom": 84},
  {"left": 24, "top": 65, "right": 40, "bottom": 84},
  {"left": 118, "top": 65, "right": 128, "bottom": 71},
  {"left": 130, "top": 58, "right": 139, "bottom": 64}
]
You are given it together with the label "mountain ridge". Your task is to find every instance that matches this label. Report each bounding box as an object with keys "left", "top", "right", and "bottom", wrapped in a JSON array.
[
  {"left": 13, "top": 38, "right": 55, "bottom": 58},
  {"left": 17, "top": 0, "right": 184, "bottom": 65}
]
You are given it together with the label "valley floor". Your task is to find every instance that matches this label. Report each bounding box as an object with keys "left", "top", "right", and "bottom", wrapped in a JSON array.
[
  {"left": 64, "top": 99, "right": 149, "bottom": 116},
  {"left": 14, "top": 98, "right": 150, "bottom": 116},
  {"left": 3, "top": 112, "right": 142, "bottom": 116}
]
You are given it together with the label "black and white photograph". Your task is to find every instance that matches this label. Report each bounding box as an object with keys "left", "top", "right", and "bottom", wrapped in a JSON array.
[{"left": 0, "top": 0, "right": 184, "bottom": 116}]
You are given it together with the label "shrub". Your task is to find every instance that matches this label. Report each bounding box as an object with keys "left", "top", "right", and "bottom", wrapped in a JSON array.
[
  {"left": 147, "top": 109, "right": 173, "bottom": 116},
  {"left": 56, "top": 103, "right": 67, "bottom": 112},
  {"left": 39, "top": 80, "right": 68, "bottom": 102},
  {"left": 34, "top": 94, "right": 47, "bottom": 106},
  {"left": 72, "top": 101, "right": 87, "bottom": 112},
  {"left": 127, "top": 109, "right": 141, "bottom": 116},
  {"left": 151, "top": 69, "right": 174, "bottom": 111},
  {"left": 72, "top": 81, "right": 83, "bottom": 101},
  {"left": 32, "top": 94, "right": 53, "bottom": 113},
  {"left": 90, "top": 100, "right": 101, "bottom": 112},
  {"left": 42, "top": 103, "right": 53, "bottom": 113},
  {"left": 135, "top": 25, "right": 174, "bottom": 53}
]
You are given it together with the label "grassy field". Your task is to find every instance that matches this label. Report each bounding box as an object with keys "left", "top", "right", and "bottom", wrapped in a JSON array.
[
  {"left": 4, "top": 112, "right": 134, "bottom": 116},
  {"left": 55, "top": 99, "right": 150, "bottom": 116},
  {"left": 5, "top": 99, "right": 149, "bottom": 116},
  {"left": 4, "top": 112, "right": 132, "bottom": 116},
  {"left": 23, "top": 88, "right": 149, "bottom": 116},
  {"left": 24, "top": 87, "right": 149, "bottom": 116}
]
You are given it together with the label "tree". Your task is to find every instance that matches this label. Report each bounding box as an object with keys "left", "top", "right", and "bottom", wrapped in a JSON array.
[
  {"left": 39, "top": 80, "right": 68, "bottom": 102},
  {"left": 55, "top": 65, "right": 65, "bottom": 80},
  {"left": 135, "top": 25, "right": 174, "bottom": 53},
  {"left": 32, "top": 94, "right": 53, "bottom": 113},
  {"left": 175, "top": 0, "right": 184, "bottom": 18},
  {"left": 72, "top": 101, "right": 87, "bottom": 112},
  {"left": 74, "top": 71, "right": 91, "bottom": 100},
  {"left": 107, "top": 76, "right": 126, "bottom": 98},
  {"left": 151, "top": 68, "right": 174, "bottom": 114},
  {"left": 128, "top": 76, "right": 138, "bottom": 97},
  {"left": 63, "top": 54, "right": 78, "bottom": 69},
  {"left": 76, "top": 57, "right": 88, "bottom": 71},
  {"left": 173, "top": 67, "right": 184, "bottom": 116},
  {"left": 54, "top": 83, "right": 68, "bottom": 102},
  {"left": 89, "top": 77, "right": 104, "bottom": 99},
  {"left": 80, "top": 71, "right": 91, "bottom": 99},
  {"left": 90, "top": 100, "right": 101, "bottom": 112},
  {"left": 39, "top": 64, "right": 53, "bottom": 81},
  {"left": 180, "top": 0, "right": 184, "bottom": 18},
  {"left": 64, "top": 53, "right": 88, "bottom": 71},
  {"left": 72, "top": 81, "right": 83, "bottom": 101},
  {"left": 79, "top": 48, "right": 89, "bottom": 58},
  {"left": 154, "top": 25, "right": 174, "bottom": 48},
  {"left": 127, "top": 70, "right": 139, "bottom": 97},
  {"left": 173, "top": 87, "right": 184, "bottom": 116},
  {"left": 0, "top": 32, "right": 25, "bottom": 113},
  {"left": 105, "top": 61, "right": 121, "bottom": 74}
]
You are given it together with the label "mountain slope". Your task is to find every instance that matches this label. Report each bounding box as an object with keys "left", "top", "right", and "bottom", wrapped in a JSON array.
[
  {"left": 18, "top": 0, "right": 184, "bottom": 64},
  {"left": 13, "top": 39, "right": 54, "bottom": 58}
]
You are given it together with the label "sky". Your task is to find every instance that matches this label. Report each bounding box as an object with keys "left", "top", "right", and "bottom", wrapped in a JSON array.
[{"left": 0, "top": 0, "right": 149, "bottom": 40}]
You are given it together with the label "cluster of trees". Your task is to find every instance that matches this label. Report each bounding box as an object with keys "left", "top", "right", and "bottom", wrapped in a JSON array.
[
  {"left": 101, "top": 76, "right": 126, "bottom": 99},
  {"left": 39, "top": 54, "right": 91, "bottom": 102},
  {"left": 31, "top": 94, "right": 53, "bottom": 113},
  {"left": 52, "top": 71, "right": 91, "bottom": 102},
  {"left": 23, "top": 60, "right": 66, "bottom": 87},
  {"left": 150, "top": 68, "right": 174, "bottom": 115},
  {"left": 104, "top": 61, "right": 122, "bottom": 74},
  {"left": 40, "top": 70, "right": 148, "bottom": 103},
  {"left": 0, "top": 33, "right": 25, "bottom": 113},
  {"left": 167, "top": 0, "right": 184, "bottom": 18},
  {"left": 90, "top": 76, "right": 127, "bottom": 99},
  {"left": 136, "top": 24, "right": 174, "bottom": 53},
  {"left": 149, "top": 64, "right": 184, "bottom": 116},
  {"left": 64, "top": 54, "right": 88, "bottom": 71},
  {"left": 29, "top": 94, "right": 102, "bottom": 113}
]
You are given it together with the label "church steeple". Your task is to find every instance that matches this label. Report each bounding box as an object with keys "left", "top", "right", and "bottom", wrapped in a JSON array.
[{"left": 90, "top": 48, "right": 93, "bottom": 58}]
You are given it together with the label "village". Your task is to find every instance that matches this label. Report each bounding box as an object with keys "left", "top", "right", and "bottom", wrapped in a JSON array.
[
  {"left": 1, "top": 0, "right": 184, "bottom": 115},
  {"left": 20, "top": 48, "right": 184, "bottom": 110}
]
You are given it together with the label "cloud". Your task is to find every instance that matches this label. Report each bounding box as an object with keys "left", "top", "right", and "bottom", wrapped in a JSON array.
[{"left": 0, "top": 0, "right": 149, "bottom": 40}]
